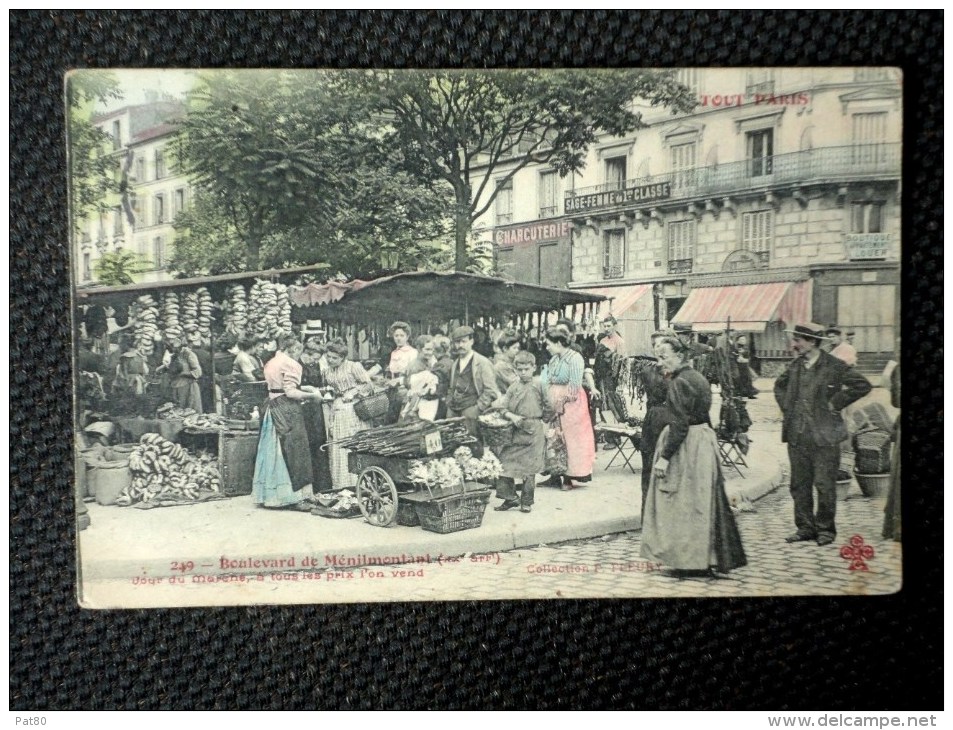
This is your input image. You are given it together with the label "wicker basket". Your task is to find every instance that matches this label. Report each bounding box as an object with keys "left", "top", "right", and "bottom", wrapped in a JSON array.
[
  {"left": 853, "top": 430, "right": 892, "bottom": 474},
  {"left": 855, "top": 472, "right": 890, "bottom": 498},
  {"left": 414, "top": 482, "right": 491, "bottom": 534},
  {"left": 353, "top": 391, "right": 391, "bottom": 422},
  {"left": 479, "top": 420, "right": 515, "bottom": 453}
]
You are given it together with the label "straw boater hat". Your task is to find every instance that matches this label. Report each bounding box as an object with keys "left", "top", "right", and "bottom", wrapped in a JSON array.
[
  {"left": 302, "top": 319, "right": 325, "bottom": 337},
  {"left": 783, "top": 322, "right": 832, "bottom": 341}
]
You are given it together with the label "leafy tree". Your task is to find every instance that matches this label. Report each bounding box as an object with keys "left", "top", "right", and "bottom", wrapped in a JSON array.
[
  {"left": 346, "top": 70, "right": 697, "bottom": 271},
  {"left": 66, "top": 70, "right": 123, "bottom": 232},
  {"left": 175, "top": 70, "right": 453, "bottom": 275},
  {"left": 93, "top": 249, "right": 152, "bottom": 286}
]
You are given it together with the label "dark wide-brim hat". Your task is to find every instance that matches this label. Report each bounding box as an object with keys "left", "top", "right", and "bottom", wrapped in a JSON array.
[
  {"left": 783, "top": 322, "right": 832, "bottom": 340},
  {"left": 825, "top": 324, "right": 843, "bottom": 336},
  {"left": 451, "top": 325, "right": 474, "bottom": 341}
]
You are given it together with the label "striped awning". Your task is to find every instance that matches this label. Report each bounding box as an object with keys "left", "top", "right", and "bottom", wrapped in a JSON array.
[
  {"left": 671, "top": 280, "right": 812, "bottom": 333},
  {"left": 581, "top": 284, "right": 653, "bottom": 317}
]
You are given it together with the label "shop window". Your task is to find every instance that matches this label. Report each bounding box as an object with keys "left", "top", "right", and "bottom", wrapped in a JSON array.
[
  {"left": 747, "top": 129, "right": 774, "bottom": 177},
  {"left": 741, "top": 210, "right": 773, "bottom": 263},
  {"left": 667, "top": 219, "right": 695, "bottom": 274},
  {"left": 670, "top": 142, "right": 696, "bottom": 189},
  {"left": 604, "top": 156, "right": 627, "bottom": 192},
  {"left": 850, "top": 201, "right": 885, "bottom": 234},
  {"left": 837, "top": 284, "right": 896, "bottom": 353},
  {"left": 495, "top": 178, "right": 513, "bottom": 226},
  {"left": 538, "top": 171, "right": 558, "bottom": 218},
  {"left": 154, "top": 194, "right": 165, "bottom": 226},
  {"left": 851, "top": 112, "right": 888, "bottom": 165},
  {"left": 603, "top": 229, "right": 625, "bottom": 279}
]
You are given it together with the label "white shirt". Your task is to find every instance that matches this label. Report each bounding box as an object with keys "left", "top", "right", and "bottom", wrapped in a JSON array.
[{"left": 456, "top": 350, "right": 475, "bottom": 373}]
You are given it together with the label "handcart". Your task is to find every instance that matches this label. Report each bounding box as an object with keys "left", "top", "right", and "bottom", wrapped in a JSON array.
[{"left": 334, "top": 418, "right": 480, "bottom": 527}]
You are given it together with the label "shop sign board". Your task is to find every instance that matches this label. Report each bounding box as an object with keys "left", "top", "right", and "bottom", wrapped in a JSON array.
[
  {"left": 845, "top": 233, "right": 891, "bottom": 261},
  {"left": 564, "top": 181, "right": 672, "bottom": 214}
]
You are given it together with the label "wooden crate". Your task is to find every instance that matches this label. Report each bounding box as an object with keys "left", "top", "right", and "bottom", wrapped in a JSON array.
[{"left": 219, "top": 430, "right": 259, "bottom": 496}]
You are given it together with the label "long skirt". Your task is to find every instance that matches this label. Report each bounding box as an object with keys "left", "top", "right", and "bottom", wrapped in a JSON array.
[
  {"left": 641, "top": 424, "right": 747, "bottom": 572},
  {"left": 549, "top": 384, "right": 595, "bottom": 479},
  {"left": 327, "top": 400, "right": 373, "bottom": 489},
  {"left": 252, "top": 397, "right": 312, "bottom": 507},
  {"left": 302, "top": 400, "right": 333, "bottom": 491},
  {"left": 171, "top": 377, "right": 203, "bottom": 413}
]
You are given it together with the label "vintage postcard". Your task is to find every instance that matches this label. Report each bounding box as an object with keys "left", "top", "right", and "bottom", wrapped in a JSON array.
[{"left": 70, "top": 68, "right": 902, "bottom": 608}]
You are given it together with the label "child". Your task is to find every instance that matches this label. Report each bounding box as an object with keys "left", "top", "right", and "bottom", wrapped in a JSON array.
[{"left": 492, "top": 350, "right": 553, "bottom": 514}]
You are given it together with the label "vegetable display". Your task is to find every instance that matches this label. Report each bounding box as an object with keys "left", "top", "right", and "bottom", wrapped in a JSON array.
[{"left": 118, "top": 433, "right": 221, "bottom": 505}]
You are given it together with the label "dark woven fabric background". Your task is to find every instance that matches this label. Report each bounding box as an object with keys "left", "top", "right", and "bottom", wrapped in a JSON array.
[{"left": 10, "top": 10, "right": 942, "bottom": 710}]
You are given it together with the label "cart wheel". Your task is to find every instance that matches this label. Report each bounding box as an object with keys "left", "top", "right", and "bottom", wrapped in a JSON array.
[{"left": 356, "top": 466, "right": 398, "bottom": 527}]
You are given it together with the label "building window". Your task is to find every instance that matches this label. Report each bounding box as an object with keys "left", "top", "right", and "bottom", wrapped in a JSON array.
[
  {"left": 135, "top": 156, "right": 145, "bottom": 182},
  {"left": 153, "top": 236, "right": 165, "bottom": 269},
  {"left": 495, "top": 178, "right": 513, "bottom": 226},
  {"left": 97, "top": 212, "right": 107, "bottom": 243},
  {"left": 111, "top": 120, "right": 121, "bottom": 151},
  {"left": 670, "top": 142, "right": 696, "bottom": 189},
  {"left": 155, "top": 148, "right": 166, "bottom": 179},
  {"left": 676, "top": 68, "right": 699, "bottom": 96},
  {"left": 83, "top": 253, "right": 91, "bottom": 281},
  {"left": 154, "top": 194, "right": 164, "bottom": 226},
  {"left": 667, "top": 220, "right": 696, "bottom": 274},
  {"left": 604, "top": 156, "right": 627, "bottom": 192},
  {"left": 747, "top": 129, "right": 774, "bottom": 177},
  {"left": 745, "top": 69, "right": 775, "bottom": 96},
  {"left": 538, "top": 171, "right": 558, "bottom": 218},
  {"left": 603, "top": 230, "right": 625, "bottom": 279},
  {"left": 113, "top": 206, "right": 124, "bottom": 237},
  {"left": 174, "top": 187, "right": 187, "bottom": 218},
  {"left": 851, "top": 112, "right": 888, "bottom": 165},
  {"left": 741, "top": 210, "right": 773, "bottom": 263},
  {"left": 850, "top": 201, "right": 885, "bottom": 234}
]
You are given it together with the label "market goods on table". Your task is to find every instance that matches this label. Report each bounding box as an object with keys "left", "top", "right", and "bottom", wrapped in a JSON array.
[
  {"left": 156, "top": 403, "right": 197, "bottom": 420},
  {"left": 117, "top": 433, "right": 223, "bottom": 506},
  {"left": 182, "top": 413, "right": 230, "bottom": 430}
]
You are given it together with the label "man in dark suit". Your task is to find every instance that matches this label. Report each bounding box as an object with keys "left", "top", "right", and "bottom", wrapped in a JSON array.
[
  {"left": 446, "top": 325, "right": 501, "bottom": 436},
  {"left": 775, "top": 322, "right": 872, "bottom": 546}
]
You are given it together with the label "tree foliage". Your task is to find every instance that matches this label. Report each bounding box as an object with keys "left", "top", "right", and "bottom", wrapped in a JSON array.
[
  {"left": 345, "top": 70, "right": 697, "bottom": 271},
  {"left": 66, "top": 70, "right": 123, "bottom": 231},
  {"left": 174, "top": 70, "right": 452, "bottom": 275},
  {"left": 93, "top": 249, "right": 152, "bottom": 286}
]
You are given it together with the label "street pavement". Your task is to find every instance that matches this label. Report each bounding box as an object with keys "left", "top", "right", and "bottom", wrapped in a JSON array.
[{"left": 77, "top": 376, "right": 901, "bottom": 607}]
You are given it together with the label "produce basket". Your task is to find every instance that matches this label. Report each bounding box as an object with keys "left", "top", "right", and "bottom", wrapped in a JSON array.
[
  {"left": 855, "top": 472, "right": 890, "bottom": 498},
  {"left": 396, "top": 500, "right": 421, "bottom": 527},
  {"left": 413, "top": 481, "right": 491, "bottom": 534},
  {"left": 353, "top": 391, "right": 391, "bottom": 423},
  {"left": 853, "top": 429, "right": 892, "bottom": 475},
  {"left": 478, "top": 414, "right": 515, "bottom": 453}
]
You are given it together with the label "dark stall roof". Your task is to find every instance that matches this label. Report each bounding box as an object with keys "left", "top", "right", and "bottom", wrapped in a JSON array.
[{"left": 291, "top": 271, "right": 607, "bottom": 324}]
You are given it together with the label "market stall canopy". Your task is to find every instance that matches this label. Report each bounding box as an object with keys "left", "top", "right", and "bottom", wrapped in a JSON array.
[
  {"left": 74, "top": 262, "right": 332, "bottom": 308},
  {"left": 579, "top": 284, "right": 652, "bottom": 316},
  {"left": 671, "top": 280, "right": 812, "bottom": 333},
  {"left": 290, "top": 271, "right": 607, "bottom": 324}
]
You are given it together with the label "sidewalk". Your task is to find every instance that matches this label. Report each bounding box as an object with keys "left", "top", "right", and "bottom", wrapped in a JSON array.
[{"left": 78, "top": 378, "right": 789, "bottom": 597}]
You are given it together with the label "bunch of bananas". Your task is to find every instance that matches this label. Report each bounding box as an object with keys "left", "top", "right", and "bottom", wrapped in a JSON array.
[
  {"left": 224, "top": 284, "right": 248, "bottom": 337},
  {"left": 118, "top": 433, "right": 222, "bottom": 505},
  {"left": 275, "top": 282, "right": 293, "bottom": 335},
  {"left": 133, "top": 294, "right": 160, "bottom": 355},
  {"left": 248, "top": 279, "right": 280, "bottom": 340},
  {"left": 197, "top": 287, "right": 214, "bottom": 333},
  {"left": 180, "top": 291, "right": 199, "bottom": 333},
  {"left": 162, "top": 292, "right": 183, "bottom": 342}
]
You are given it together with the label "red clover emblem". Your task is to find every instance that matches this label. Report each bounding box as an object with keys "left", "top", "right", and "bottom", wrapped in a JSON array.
[{"left": 840, "top": 535, "right": 875, "bottom": 571}]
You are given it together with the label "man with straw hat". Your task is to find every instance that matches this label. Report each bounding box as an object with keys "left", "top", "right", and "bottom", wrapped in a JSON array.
[{"left": 774, "top": 322, "right": 871, "bottom": 546}]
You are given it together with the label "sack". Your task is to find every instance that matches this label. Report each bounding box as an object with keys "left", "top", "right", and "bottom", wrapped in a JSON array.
[{"left": 544, "top": 422, "right": 568, "bottom": 476}]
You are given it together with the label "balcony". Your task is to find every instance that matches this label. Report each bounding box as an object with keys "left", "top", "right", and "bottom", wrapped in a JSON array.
[
  {"left": 565, "top": 143, "right": 901, "bottom": 214},
  {"left": 603, "top": 265, "right": 625, "bottom": 279}
]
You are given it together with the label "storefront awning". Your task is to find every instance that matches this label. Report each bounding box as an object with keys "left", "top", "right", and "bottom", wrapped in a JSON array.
[
  {"left": 581, "top": 284, "right": 652, "bottom": 317},
  {"left": 671, "top": 280, "right": 812, "bottom": 333}
]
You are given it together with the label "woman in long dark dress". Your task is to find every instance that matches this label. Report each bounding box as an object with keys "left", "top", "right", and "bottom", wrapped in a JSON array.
[
  {"left": 252, "top": 336, "right": 324, "bottom": 509},
  {"left": 641, "top": 337, "right": 747, "bottom": 576},
  {"left": 300, "top": 337, "right": 333, "bottom": 492}
]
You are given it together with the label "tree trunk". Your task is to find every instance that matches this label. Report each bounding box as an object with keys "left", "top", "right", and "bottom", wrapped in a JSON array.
[{"left": 454, "top": 201, "right": 471, "bottom": 273}]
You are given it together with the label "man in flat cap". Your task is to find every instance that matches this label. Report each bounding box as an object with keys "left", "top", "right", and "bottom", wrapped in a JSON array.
[
  {"left": 775, "top": 322, "right": 872, "bottom": 546},
  {"left": 447, "top": 325, "right": 501, "bottom": 435}
]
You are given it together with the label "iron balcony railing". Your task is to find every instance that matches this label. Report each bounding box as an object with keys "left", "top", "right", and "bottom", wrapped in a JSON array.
[
  {"left": 566, "top": 143, "right": 901, "bottom": 210},
  {"left": 603, "top": 264, "right": 625, "bottom": 279}
]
